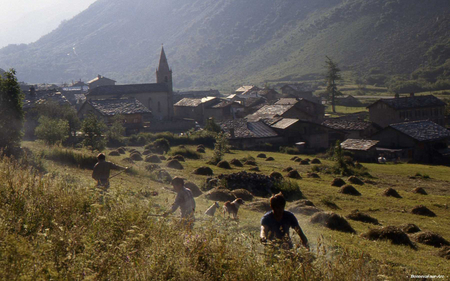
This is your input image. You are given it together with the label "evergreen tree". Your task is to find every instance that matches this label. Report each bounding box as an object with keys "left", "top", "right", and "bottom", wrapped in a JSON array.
[
  {"left": 81, "top": 114, "right": 107, "bottom": 151},
  {"left": 325, "top": 56, "right": 342, "bottom": 113},
  {"left": 0, "top": 69, "right": 24, "bottom": 154}
]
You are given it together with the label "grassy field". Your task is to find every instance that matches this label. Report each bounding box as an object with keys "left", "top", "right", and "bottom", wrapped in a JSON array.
[{"left": 1, "top": 141, "right": 449, "bottom": 279}]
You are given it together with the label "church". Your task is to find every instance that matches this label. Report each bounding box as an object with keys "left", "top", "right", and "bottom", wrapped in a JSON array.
[{"left": 85, "top": 46, "right": 174, "bottom": 120}]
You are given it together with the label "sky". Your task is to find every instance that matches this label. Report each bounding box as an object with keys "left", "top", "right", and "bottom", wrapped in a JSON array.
[{"left": 0, "top": 0, "right": 97, "bottom": 48}]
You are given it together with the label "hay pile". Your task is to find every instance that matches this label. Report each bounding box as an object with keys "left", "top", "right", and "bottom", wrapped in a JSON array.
[
  {"left": 331, "top": 178, "right": 346, "bottom": 187},
  {"left": 265, "top": 157, "right": 275, "bottom": 161},
  {"left": 197, "top": 147, "right": 205, "bottom": 153},
  {"left": 167, "top": 159, "right": 183, "bottom": 170},
  {"left": 230, "top": 158, "right": 243, "bottom": 167},
  {"left": 311, "top": 158, "right": 321, "bottom": 164},
  {"left": 361, "top": 226, "right": 416, "bottom": 249},
  {"left": 290, "top": 156, "right": 299, "bottom": 161},
  {"left": 244, "top": 160, "right": 257, "bottom": 166},
  {"left": 192, "top": 166, "right": 213, "bottom": 176},
  {"left": 216, "top": 171, "right": 274, "bottom": 197},
  {"left": 348, "top": 176, "right": 364, "bottom": 185},
  {"left": 121, "top": 158, "right": 135, "bottom": 164},
  {"left": 151, "top": 169, "right": 172, "bottom": 183},
  {"left": 339, "top": 185, "right": 361, "bottom": 196},
  {"left": 411, "top": 205, "right": 436, "bottom": 217},
  {"left": 249, "top": 167, "right": 260, "bottom": 171},
  {"left": 287, "top": 170, "right": 302, "bottom": 179},
  {"left": 245, "top": 200, "right": 272, "bottom": 212},
  {"left": 295, "top": 199, "right": 315, "bottom": 207},
  {"left": 269, "top": 172, "right": 283, "bottom": 180},
  {"left": 400, "top": 224, "right": 421, "bottom": 234},
  {"left": 130, "top": 152, "right": 143, "bottom": 161},
  {"left": 346, "top": 210, "right": 380, "bottom": 225},
  {"left": 173, "top": 155, "right": 185, "bottom": 162},
  {"left": 257, "top": 153, "right": 266, "bottom": 158},
  {"left": 145, "top": 155, "right": 162, "bottom": 163},
  {"left": 232, "top": 189, "right": 254, "bottom": 201},
  {"left": 288, "top": 200, "right": 321, "bottom": 216},
  {"left": 299, "top": 160, "right": 310, "bottom": 165},
  {"left": 437, "top": 246, "right": 450, "bottom": 259},
  {"left": 217, "top": 160, "right": 231, "bottom": 169},
  {"left": 283, "top": 167, "right": 293, "bottom": 172},
  {"left": 307, "top": 173, "right": 320, "bottom": 178},
  {"left": 185, "top": 182, "right": 203, "bottom": 197},
  {"left": 310, "top": 212, "right": 355, "bottom": 233},
  {"left": 109, "top": 150, "right": 120, "bottom": 156},
  {"left": 142, "top": 149, "right": 152, "bottom": 156},
  {"left": 145, "top": 164, "right": 160, "bottom": 172},
  {"left": 203, "top": 188, "right": 235, "bottom": 202},
  {"left": 117, "top": 147, "right": 126, "bottom": 154},
  {"left": 411, "top": 231, "right": 450, "bottom": 248},
  {"left": 412, "top": 187, "right": 427, "bottom": 195},
  {"left": 382, "top": 188, "right": 402, "bottom": 198},
  {"left": 294, "top": 158, "right": 302, "bottom": 162},
  {"left": 159, "top": 156, "right": 166, "bottom": 160}
]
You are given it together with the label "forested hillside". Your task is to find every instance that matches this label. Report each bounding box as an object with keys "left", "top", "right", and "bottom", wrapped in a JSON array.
[{"left": 0, "top": 0, "right": 449, "bottom": 90}]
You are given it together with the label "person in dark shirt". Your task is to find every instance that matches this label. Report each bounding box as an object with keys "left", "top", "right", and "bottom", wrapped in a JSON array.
[
  {"left": 260, "top": 192, "right": 309, "bottom": 249},
  {"left": 92, "top": 153, "right": 127, "bottom": 191}
]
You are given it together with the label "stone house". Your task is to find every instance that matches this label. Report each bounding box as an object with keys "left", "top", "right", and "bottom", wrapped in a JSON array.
[
  {"left": 235, "top": 85, "right": 261, "bottom": 95},
  {"left": 256, "top": 89, "right": 281, "bottom": 102},
  {"left": 367, "top": 94, "right": 446, "bottom": 128},
  {"left": 340, "top": 139, "right": 380, "bottom": 162},
  {"left": 173, "top": 97, "right": 218, "bottom": 123},
  {"left": 88, "top": 75, "right": 116, "bottom": 90},
  {"left": 322, "top": 119, "right": 380, "bottom": 139},
  {"left": 371, "top": 120, "right": 450, "bottom": 164},
  {"left": 245, "top": 104, "right": 313, "bottom": 122},
  {"left": 275, "top": 98, "right": 325, "bottom": 122}
]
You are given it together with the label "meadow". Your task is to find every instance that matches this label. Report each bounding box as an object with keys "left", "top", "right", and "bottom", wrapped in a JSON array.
[{"left": 0, "top": 141, "right": 449, "bottom": 280}]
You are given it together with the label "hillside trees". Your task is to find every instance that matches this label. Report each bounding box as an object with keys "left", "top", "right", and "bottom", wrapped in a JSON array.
[
  {"left": 325, "top": 56, "right": 342, "bottom": 113},
  {"left": 0, "top": 69, "right": 24, "bottom": 154},
  {"left": 81, "top": 114, "right": 107, "bottom": 151},
  {"left": 35, "top": 116, "right": 70, "bottom": 145}
]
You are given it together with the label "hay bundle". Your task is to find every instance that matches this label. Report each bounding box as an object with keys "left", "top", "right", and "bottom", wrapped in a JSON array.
[
  {"left": 311, "top": 158, "right": 321, "bottom": 164},
  {"left": 400, "top": 224, "right": 421, "bottom": 234},
  {"left": 346, "top": 210, "right": 380, "bottom": 225},
  {"left": 310, "top": 212, "right": 355, "bottom": 233},
  {"left": 197, "top": 147, "right": 205, "bottom": 153},
  {"left": 283, "top": 167, "right": 293, "bottom": 172},
  {"left": 173, "top": 155, "right": 185, "bottom": 162},
  {"left": 361, "top": 226, "right": 416, "bottom": 249},
  {"left": 339, "top": 185, "right": 361, "bottom": 196},
  {"left": 287, "top": 170, "right": 302, "bottom": 179},
  {"left": 129, "top": 148, "right": 137, "bottom": 153},
  {"left": 185, "top": 182, "right": 203, "bottom": 197},
  {"left": 294, "top": 158, "right": 302, "bottom": 162},
  {"left": 249, "top": 167, "right": 260, "bottom": 172},
  {"left": 244, "top": 160, "right": 257, "bottom": 166},
  {"left": 109, "top": 150, "right": 120, "bottom": 156},
  {"left": 145, "top": 155, "right": 162, "bottom": 163},
  {"left": 167, "top": 159, "right": 184, "bottom": 170},
  {"left": 217, "top": 160, "right": 231, "bottom": 169},
  {"left": 307, "top": 173, "right": 320, "bottom": 179},
  {"left": 290, "top": 156, "right": 299, "bottom": 161},
  {"left": 437, "top": 246, "right": 450, "bottom": 260},
  {"left": 269, "top": 172, "right": 283, "bottom": 180},
  {"left": 130, "top": 153, "right": 143, "bottom": 161},
  {"left": 118, "top": 147, "right": 126, "bottom": 154},
  {"left": 411, "top": 205, "right": 436, "bottom": 217},
  {"left": 245, "top": 200, "right": 271, "bottom": 212},
  {"left": 347, "top": 176, "right": 364, "bottom": 185},
  {"left": 299, "top": 160, "right": 309, "bottom": 165},
  {"left": 145, "top": 164, "right": 160, "bottom": 172},
  {"left": 204, "top": 188, "right": 235, "bottom": 202},
  {"left": 232, "top": 189, "right": 254, "bottom": 201},
  {"left": 382, "top": 188, "right": 402, "bottom": 198},
  {"left": 412, "top": 187, "right": 427, "bottom": 195},
  {"left": 289, "top": 206, "right": 322, "bottom": 216},
  {"left": 331, "top": 178, "right": 346, "bottom": 187},
  {"left": 121, "top": 158, "right": 135, "bottom": 164},
  {"left": 142, "top": 149, "right": 152, "bottom": 156},
  {"left": 230, "top": 158, "right": 243, "bottom": 167},
  {"left": 411, "top": 231, "right": 450, "bottom": 248},
  {"left": 197, "top": 144, "right": 205, "bottom": 150},
  {"left": 151, "top": 169, "right": 172, "bottom": 183},
  {"left": 294, "top": 199, "right": 315, "bottom": 207},
  {"left": 265, "top": 157, "right": 275, "bottom": 161},
  {"left": 193, "top": 166, "right": 213, "bottom": 176},
  {"left": 159, "top": 155, "right": 166, "bottom": 160},
  {"left": 257, "top": 153, "right": 267, "bottom": 158}
]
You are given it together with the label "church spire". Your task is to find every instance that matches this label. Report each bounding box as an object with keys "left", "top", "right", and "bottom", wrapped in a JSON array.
[
  {"left": 156, "top": 45, "right": 172, "bottom": 89},
  {"left": 157, "top": 45, "right": 170, "bottom": 74}
]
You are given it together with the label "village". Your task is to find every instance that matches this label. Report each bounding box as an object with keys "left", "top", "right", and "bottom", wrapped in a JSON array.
[{"left": 17, "top": 47, "right": 450, "bottom": 165}]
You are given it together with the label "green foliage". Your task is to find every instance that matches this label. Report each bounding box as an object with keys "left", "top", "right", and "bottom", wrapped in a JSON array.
[
  {"left": 0, "top": 69, "right": 24, "bottom": 154},
  {"left": 81, "top": 114, "right": 107, "bottom": 152},
  {"left": 204, "top": 117, "right": 222, "bottom": 133},
  {"left": 325, "top": 56, "right": 342, "bottom": 113},
  {"left": 106, "top": 115, "right": 126, "bottom": 147},
  {"left": 271, "top": 180, "right": 303, "bottom": 201},
  {"left": 333, "top": 140, "right": 351, "bottom": 176},
  {"left": 168, "top": 147, "right": 201, "bottom": 159},
  {"left": 40, "top": 146, "right": 98, "bottom": 169},
  {"left": 34, "top": 101, "right": 81, "bottom": 137},
  {"left": 35, "top": 116, "right": 70, "bottom": 145},
  {"left": 209, "top": 132, "right": 229, "bottom": 165},
  {"left": 145, "top": 138, "right": 170, "bottom": 154}
]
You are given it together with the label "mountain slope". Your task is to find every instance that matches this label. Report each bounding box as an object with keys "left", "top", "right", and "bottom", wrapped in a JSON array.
[{"left": 0, "top": 0, "right": 449, "bottom": 90}]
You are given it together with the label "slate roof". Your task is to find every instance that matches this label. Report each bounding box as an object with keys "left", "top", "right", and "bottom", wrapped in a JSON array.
[
  {"left": 368, "top": 95, "right": 446, "bottom": 110},
  {"left": 236, "top": 85, "right": 259, "bottom": 93},
  {"left": 270, "top": 118, "right": 299, "bottom": 129},
  {"left": 177, "top": 90, "right": 220, "bottom": 97},
  {"left": 211, "top": 100, "right": 239, "bottom": 108},
  {"left": 341, "top": 139, "right": 380, "bottom": 151},
  {"left": 87, "top": 98, "right": 151, "bottom": 116},
  {"left": 174, "top": 97, "right": 217, "bottom": 107},
  {"left": 88, "top": 75, "right": 116, "bottom": 84},
  {"left": 275, "top": 98, "right": 299, "bottom": 105},
  {"left": 220, "top": 119, "right": 278, "bottom": 139},
  {"left": 87, "top": 83, "right": 169, "bottom": 97},
  {"left": 322, "top": 119, "right": 373, "bottom": 131},
  {"left": 389, "top": 120, "right": 450, "bottom": 142},
  {"left": 23, "top": 91, "right": 71, "bottom": 109},
  {"left": 246, "top": 104, "right": 295, "bottom": 121}
]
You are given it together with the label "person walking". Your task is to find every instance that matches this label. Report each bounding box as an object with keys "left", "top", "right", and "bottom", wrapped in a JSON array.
[{"left": 92, "top": 153, "right": 128, "bottom": 192}]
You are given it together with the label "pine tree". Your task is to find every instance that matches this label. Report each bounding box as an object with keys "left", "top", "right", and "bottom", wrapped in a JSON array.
[{"left": 325, "top": 56, "right": 342, "bottom": 113}]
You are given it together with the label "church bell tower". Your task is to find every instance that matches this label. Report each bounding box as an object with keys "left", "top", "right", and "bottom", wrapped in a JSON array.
[{"left": 156, "top": 45, "right": 173, "bottom": 118}]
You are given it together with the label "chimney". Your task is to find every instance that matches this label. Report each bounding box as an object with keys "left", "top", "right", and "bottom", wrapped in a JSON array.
[
  {"left": 29, "top": 86, "right": 36, "bottom": 96},
  {"left": 98, "top": 74, "right": 101, "bottom": 79},
  {"left": 394, "top": 93, "right": 399, "bottom": 99},
  {"left": 410, "top": 92, "right": 414, "bottom": 97},
  {"left": 230, "top": 128, "right": 235, "bottom": 138}
]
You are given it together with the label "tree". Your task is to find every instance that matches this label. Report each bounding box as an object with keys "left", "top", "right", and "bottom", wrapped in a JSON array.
[
  {"left": 35, "top": 116, "right": 69, "bottom": 145},
  {"left": 106, "top": 115, "right": 125, "bottom": 146},
  {"left": 81, "top": 114, "right": 107, "bottom": 151},
  {"left": 325, "top": 56, "right": 342, "bottom": 113},
  {"left": 204, "top": 117, "right": 222, "bottom": 133},
  {"left": 209, "top": 132, "right": 229, "bottom": 165},
  {"left": 0, "top": 69, "right": 24, "bottom": 154},
  {"left": 34, "top": 101, "right": 81, "bottom": 138}
]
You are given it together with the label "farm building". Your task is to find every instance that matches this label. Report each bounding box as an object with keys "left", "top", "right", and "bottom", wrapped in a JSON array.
[{"left": 341, "top": 139, "right": 380, "bottom": 162}]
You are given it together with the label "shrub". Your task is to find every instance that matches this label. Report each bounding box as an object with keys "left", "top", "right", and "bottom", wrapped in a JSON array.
[
  {"left": 280, "top": 146, "right": 300, "bottom": 155},
  {"left": 168, "top": 147, "right": 201, "bottom": 159},
  {"left": 271, "top": 180, "right": 303, "bottom": 201},
  {"left": 35, "top": 116, "right": 70, "bottom": 145},
  {"left": 80, "top": 113, "right": 107, "bottom": 152},
  {"left": 40, "top": 146, "right": 97, "bottom": 169}
]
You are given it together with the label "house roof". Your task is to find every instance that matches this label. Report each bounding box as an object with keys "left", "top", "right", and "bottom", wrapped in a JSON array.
[
  {"left": 177, "top": 90, "right": 220, "bottom": 97},
  {"left": 275, "top": 98, "right": 299, "bottom": 105},
  {"left": 174, "top": 97, "right": 217, "bottom": 107},
  {"left": 367, "top": 95, "right": 446, "bottom": 110},
  {"left": 322, "top": 119, "right": 373, "bottom": 131},
  {"left": 270, "top": 118, "right": 299, "bottom": 129},
  {"left": 341, "top": 139, "right": 380, "bottom": 151},
  {"left": 246, "top": 104, "right": 295, "bottom": 121},
  {"left": 86, "top": 98, "right": 151, "bottom": 116},
  {"left": 389, "top": 120, "right": 450, "bottom": 142},
  {"left": 257, "top": 89, "right": 280, "bottom": 97},
  {"left": 87, "top": 83, "right": 169, "bottom": 97},
  {"left": 88, "top": 75, "right": 116, "bottom": 84},
  {"left": 220, "top": 119, "right": 278, "bottom": 139},
  {"left": 236, "top": 85, "right": 259, "bottom": 93},
  {"left": 211, "top": 100, "right": 237, "bottom": 108}
]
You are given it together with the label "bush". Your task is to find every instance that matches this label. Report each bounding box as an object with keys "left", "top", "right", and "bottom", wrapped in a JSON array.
[
  {"left": 271, "top": 180, "right": 303, "bottom": 201},
  {"left": 35, "top": 116, "right": 69, "bottom": 145},
  {"left": 81, "top": 114, "right": 107, "bottom": 152},
  {"left": 279, "top": 146, "right": 300, "bottom": 155},
  {"left": 41, "top": 147, "right": 97, "bottom": 169},
  {"left": 168, "top": 147, "right": 201, "bottom": 159}
]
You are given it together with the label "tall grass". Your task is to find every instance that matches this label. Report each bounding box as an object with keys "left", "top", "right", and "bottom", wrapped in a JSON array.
[
  {"left": 0, "top": 153, "right": 410, "bottom": 280},
  {"left": 40, "top": 146, "right": 98, "bottom": 169}
]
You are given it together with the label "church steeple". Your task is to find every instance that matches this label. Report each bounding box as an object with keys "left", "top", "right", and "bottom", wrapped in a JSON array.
[{"left": 156, "top": 45, "right": 172, "bottom": 92}]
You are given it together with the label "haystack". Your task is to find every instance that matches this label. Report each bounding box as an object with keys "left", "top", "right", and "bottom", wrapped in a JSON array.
[
  {"left": 339, "top": 185, "right": 361, "bottom": 196},
  {"left": 307, "top": 173, "right": 320, "bottom": 178},
  {"left": 245, "top": 200, "right": 271, "bottom": 212},
  {"left": 130, "top": 153, "right": 143, "bottom": 161},
  {"left": 411, "top": 205, "right": 436, "bottom": 217},
  {"left": 204, "top": 188, "right": 235, "bottom": 202},
  {"left": 287, "top": 170, "right": 302, "bottom": 179},
  {"left": 311, "top": 158, "right": 321, "bottom": 164},
  {"left": 310, "top": 212, "right": 355, "bottom": 233},
  {"left": 173, "top": 155, "right": 185, "bottom": 162},
  {"left": 109, "top": 150, "right": 120, "bottom": 156},
  {"left": 145, "top": 164, "right": 160, "bottom": 172},
  {"left": 257, "top": 153, "right": 267, "bottom": 158},
  {"left": 217, "top": 160, "right": 231, "bottom": 169},
  {"left": 249, "top": 167, "right": 260, "bottom": 172},
  {"left": 348, "top": 176, "right": 364, "bottom": 185},
  {"left": 289, "top": 206, "right": 322, "bottom": 216},
  {"left": 244, "top": 160, "right": 257, "bottom": 166},
  {"left": 361, "top": 226, "right": 416, "bottom": 249},
  {"left": 346, "top": 210, "right": 380, "bottom": 225},
  {"left": 294, "top": 199, "right": 315, "bottom": 207},
  {"left": 299, "top": 160, "right": 309, "bottom": 165},
  {"left": 145, "top": 155, "right": 161, "bottom": 163},
  {"left": 283, "top": 167, "right": 293, "bottom": 172},
  {"left": 159, "top": 156, "right": 166, "bottom": 160},
  {"left": 382, "top": 188, "right": 402, "bottom": 198},
  {"left": 151, "top": 169, "right": 172, "bottom": 183},
  {"left": 265, "top": 157, "right": 275, "bottom": 161},
  {"left": 290, "top": 156, "right": 299, "bottom": 161},
  {"left": 129, "top": 148, "right": 137, "bottom": 153},
  {"left": 411, "top": 231, "right": 450, "bottom": 248},
  {"left": 412, "top": 187, "right": 427, "bottom": 195},
  {"left": 232, "top": 189, "right": 254, "bottom": 201},
  {"left": 167, "top": 159, "right": 183, "bottom": 170},
  {"left": 197, "top": 144, "right": 205, "bottom": 149},
  {"left": 185, "top": 182, "right": 203, "bottom": 197},
  {"left": 331, "top": 178, "right": 346, "bottom": 187},
  {"left": 197, "top": 147, "right": 205, "bottom": 153},
  {"left": 269, "top": 172, "right": 283, "bottom": 180},
  {"left": 117, "top": 147, "right": 126, "bottom": 154},
  {"left": 121, "top": 158, "right": 135, "bottom": 164},
  {"left": 230, "top": 158, "right": 243, "bottom": 167},
  {"left": 294, "top": 158, "right": 302, "bottom": 162},
  {"left": 400, "top": 224, "right": 421, "bottom": 234},
  {"left": 142, "top": 149, "right": 152, "bottom": 156},
  {"left": 437, "top": 246, "right": 450, "bottom": 259},
  {"left": 193, "top": 166, "right": 213, "bottom": 176}
]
